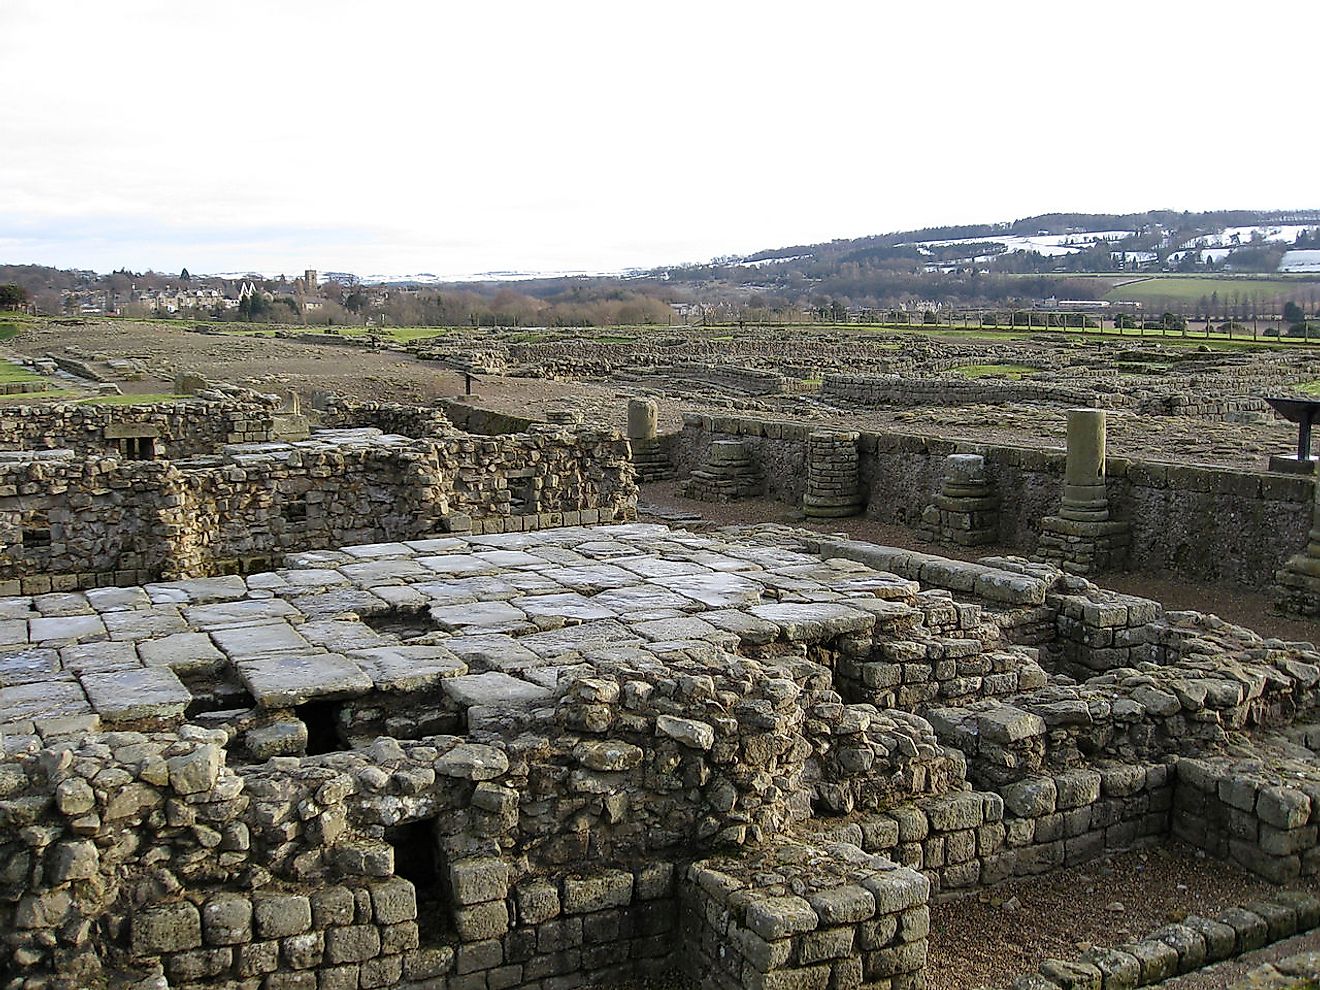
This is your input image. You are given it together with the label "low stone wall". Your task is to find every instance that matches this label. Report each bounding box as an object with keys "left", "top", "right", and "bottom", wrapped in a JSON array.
[
  {"left": 1173, "top": 750, "right": 1320, "bottom": 884},
  {"left": 0, "top": 398, "right": 275, "bottom": 457},
  {"left": 683, "top": 840, "right": 930, "bottom": 990},
  {"left": 808, "top": 763, "right": 1170, "bottom": 897},
  {"left": 821, "top": 374, "right": 1110, "bottom": 409},
  {"left": 0, "top": 425, "right": 637, "bottom": 592},
  {"left": 1136, "top": 393, "right": 1271, "bottom": 418},
  {"left": 319, "top": 400, "right": 452, "bottom": 439},
  {"left": 672, "top": 414, "right": 1315, "bottom": 590}
]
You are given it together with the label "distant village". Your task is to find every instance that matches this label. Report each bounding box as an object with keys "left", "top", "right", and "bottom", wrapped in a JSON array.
[{"left": 57, "top": 270, "right": 381, "bottom": 319}]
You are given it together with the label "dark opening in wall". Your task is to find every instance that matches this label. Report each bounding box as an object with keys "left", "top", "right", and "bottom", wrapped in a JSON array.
[
  {"left": 285, "top": 495, "right": 308, "bottom": 524},
  {"left": 116, "top": 436, "right": 157, "bottom": 460},
  {"left": 384, "top": 817, "right": 449, "bottom": 945},
  {"left": 295, "top": 700, "right": 347, "bottom": 756},
  {"left": 364, "top": 606, "right": 443, "bottom": 642},
  {"left": 21, "top": 512, "right": 51, "bottom": 550}
]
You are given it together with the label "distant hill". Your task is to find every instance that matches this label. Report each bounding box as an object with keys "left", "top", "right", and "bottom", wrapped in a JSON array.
[{"left": 7, "top": 209, "right": 1320, "bottom": 321}]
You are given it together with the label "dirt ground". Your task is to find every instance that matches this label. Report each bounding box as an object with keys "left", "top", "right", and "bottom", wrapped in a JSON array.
[
  {"left": 3, "top": 318, "right": 1307, "bottom": 471},
  {"left": 926, "top": 842, "right": 1320, "bottom": 990}
]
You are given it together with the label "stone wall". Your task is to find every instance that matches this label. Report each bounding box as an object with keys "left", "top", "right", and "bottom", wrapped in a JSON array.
[
  {"left": 672, "top": 413, "right": 1315, "bottom": 590},
  {"left": 319, "top": 401, "right": 452, "bottom": 439},
  {"left": 2, "top": 522, "right": 1318, "bottom": 989},
  {"left": 0, "top": 398, "right": 275, "bottom": 458},
  {"left": 820, "top": 374, "right": 1112, "bottom": 409},
  {"left": 0, "top": 425, "right": 637, "bottom": 592}
]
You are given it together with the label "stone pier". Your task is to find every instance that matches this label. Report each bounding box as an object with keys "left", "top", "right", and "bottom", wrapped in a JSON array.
[
  {"left": 1275, "top": 481, "right": 1320, "bottom": 614},
  {"left": 802, "top": 430, "right": 864, "bottom": 519},
  {"left": 917, "top": 453, "right": 1000, "bottom": 547},
  {"left": 628, "top": 397, "right": 673, "bottom": 481},
  {"left": 681, "top": 438, "right": 764, "bottom": 501},
  {"left": 1033, "top": 409, "right": 1130, "bottom": 574}
]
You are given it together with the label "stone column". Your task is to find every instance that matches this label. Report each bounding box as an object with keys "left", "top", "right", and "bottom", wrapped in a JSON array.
[
  {"left": 917, "top": 453, "right": 1000, "bottom": 546},
  {"left": 802, "top": 431, "right": 864, "bottom": 518},
  {"left": 1275, "top": 481, "right": 1320, "bottom": 615},
  {"left": 1033, "top": 408, "right": 1129, "bottom": 575},
  {"left": 1061, "top": 408, "right": 1109, "bottom": 520},
  {"left": 680, "top": 439, "right": 764, "bottom": 502},
  {"left": 627, "top": 399, "right": 657, "bottom": 441},
  {"left": 626, "top": 398, "right": 672, "bottom": 482}
]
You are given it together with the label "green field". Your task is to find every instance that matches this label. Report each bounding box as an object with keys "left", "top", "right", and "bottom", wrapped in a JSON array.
[
  {"left": 0, "top": 360, "right": 42, "bottom": 384},
  {"left": 1105, "top": 277, "right": 1320, "bottom": 305}
]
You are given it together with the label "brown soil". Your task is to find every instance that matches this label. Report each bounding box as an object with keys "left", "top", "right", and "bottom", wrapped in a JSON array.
[
  {"left": 5, "top": 319, "right": 1305, "bottom": 471},
  {"left": 927, "top": 843, "right": 1320, "bottom": 990}
]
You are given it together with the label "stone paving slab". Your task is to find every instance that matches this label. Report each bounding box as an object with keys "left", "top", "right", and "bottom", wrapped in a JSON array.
[
  {"left": 518, "top": 592, "right": 616, "bottom": 622},
  {"left": 103, "top": 606, "right": 190, "bottom": 642},
  {"left": 418, "top": 555, "right": 504, "bottom": 577},
  {"left": 32, "top": 593, "right": 93, "bottom": 616},
  {"left": 79, "top": 666, "right": 191, "bottom": 722},
  {"left": 0, "top": 619, "right": 28, "bottom": 647},
  {"left": 0, "top": 600, "right": 33, "bottom": 621},
  {"left": 442, "top": 633, "right": 543, "bottom": 674},
  {"left": 29, "top": 614, "right": 107, "bottom": 644},
  {"left": 350, "top": 646, "right": 468, "bottom": 692},
  {"left": 284, "top": 589, "right": 387, "bottom": 620},
  {"left": 428, "top": 601, "right": 532, "bottom": 634},
  {"left": 184, "top": 599, "right": 300, "bottom": 630},
  {"left": 137, "top": 633, "right": 225, "bottom": 675},
  {"left": 340, "top": 542, "right": 417, "bottom": 559},
  {"left": 472, "top": 549, "right": 550, "bottom": 568},
  {"left": 649, "top": 572, "right": 765, "bottom": 608},
  {"left": 0, "top": 680, "right": 91, "bottom": 723},
  {"left": 338, "top": 558, "right": 434, "bottom": 584},
  {"left": 210, "top": 622, "right": 313, "bottom": 661},
  {"left": 236, "top": 653, "right": 374, "bottom": 708},
  {"left": 83, "top": 587, "right": 152, "bottom": 612},
  {"left": 442, "top": 671, "right": 555, "bottom": 708},
  {"left": 0, "top": 648, "right": 60, "bottom": 687},
  {"left": 59, "top": 641, "right": 140, "bottom": 675},
  {"left": 145, "top": 575, "right": 249, "bottom": 605}
]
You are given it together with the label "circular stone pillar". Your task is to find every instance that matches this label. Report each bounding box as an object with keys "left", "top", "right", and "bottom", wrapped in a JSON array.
[
  {"left": 1061, "top": 408, "right": 1109, "bottom": 519},
  {"left": 802, "top": 430, "right": 864, "bottom": 518},
  {"left": 627, "top": 399, "right": 658, "bottom": 441}
]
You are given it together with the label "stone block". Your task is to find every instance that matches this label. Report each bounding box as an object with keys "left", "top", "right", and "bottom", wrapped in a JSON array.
[
  {"left": 132, "top": 901, "right": 202, "bottom": 956},
  {"left": 450, "top": 857, "right": 511, "bottom": 906},
  {"left": 202, "top": 893, "right": 253, "bottom": 946},
  {"left": 253, "top": 893, "right": 312, "bottom": 939},
  {"left": 562, "top": 870, "right": 633, "bottom": 913}
]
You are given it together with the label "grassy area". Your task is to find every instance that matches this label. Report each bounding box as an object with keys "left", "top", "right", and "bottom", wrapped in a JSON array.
[
  {"left": 0, "top": 388, "right": 76, "bottom": 403},
  {"left": 0, "top": 323, "right": 18, "bottom": 342},
  {"left": 1297, "top": 381, "right": 1320, "bottom": 397},
  {"left": 1105, "top": 276, "right": 1320, "bottom": 305},
  {"left": 79, "top": 393, "right": 188, "bottom": 405},
  {"left": 0, "top": 360, "right": 43, "bottom": 384},
  {"left": 954, "top": 363, "right": 1038, "bottom": 379}
]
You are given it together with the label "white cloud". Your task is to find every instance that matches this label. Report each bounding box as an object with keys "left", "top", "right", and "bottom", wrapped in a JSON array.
[{"left": 2, "top": 0, "right": 1318, "bottom": 275}]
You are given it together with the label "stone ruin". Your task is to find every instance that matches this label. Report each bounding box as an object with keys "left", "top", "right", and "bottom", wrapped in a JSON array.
[
  {"left": 0, "top": 399, "right": 636, "bottom": 594},
  {"left": 2, "top": 518, "right": 1320, "bottom": 990}
]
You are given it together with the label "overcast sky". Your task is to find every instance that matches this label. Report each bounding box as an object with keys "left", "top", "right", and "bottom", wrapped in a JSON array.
[{"left": 2, "top": 1, "right": 1317, "bottom": 278}]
